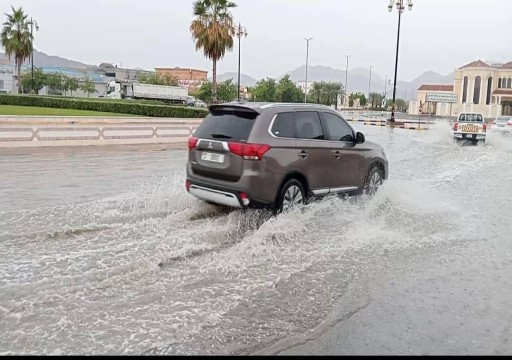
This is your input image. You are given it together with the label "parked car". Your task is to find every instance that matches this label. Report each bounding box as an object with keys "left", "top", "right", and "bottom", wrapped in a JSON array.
[
  {"left": 490, "top": 115, "right": 512, "bottom": 136},
  {"left": 186, "top": 102, "right": 389, "bottom": 213},
  {"left": 194, "top": 100, "right": 207, "bottom": 108},
  {"left": 453, "top": 112, "right": 487, "bottom": 143}
]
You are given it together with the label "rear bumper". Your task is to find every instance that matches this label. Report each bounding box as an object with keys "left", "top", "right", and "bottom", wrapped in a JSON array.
[
  {"left": 187, "top": 179, "right": 273, "bottom": 209},
  {"left": 453, "top": 132, "right": 486, "bottom": 140}
]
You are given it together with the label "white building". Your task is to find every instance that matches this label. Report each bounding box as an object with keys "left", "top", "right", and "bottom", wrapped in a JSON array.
[{"left": 409, "top": 60, "right": 512, "bottom": 119}]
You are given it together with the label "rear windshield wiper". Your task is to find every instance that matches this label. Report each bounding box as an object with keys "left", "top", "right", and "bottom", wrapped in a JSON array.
[{"left": 210, "top": 133, "right": 233, "bottom": 139}]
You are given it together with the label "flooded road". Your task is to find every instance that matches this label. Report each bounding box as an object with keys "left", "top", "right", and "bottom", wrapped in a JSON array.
[{"left": 0, "top": 124, "right": 511, "bottom": 355}]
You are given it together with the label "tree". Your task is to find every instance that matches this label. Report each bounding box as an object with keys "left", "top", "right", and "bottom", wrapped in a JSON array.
[
  {"left": 45, "top": 72, "right": 64, "bottom": 94},
  {"left": 138, "top": 72, "right": 179, "bottom": 86},
  {"left": 80, "top": 76, "right": 97, "bottom": 97},
  {"left": 217, "top": 78, "right": 237, "bottom": 102},
  {"left": 190, "top": 0, "right": 236, "bottom": 104},
  {"left": 20, "top": 67, "right": 46, "bottom": 94},
  {"left": 1, "top": 6, "right": 32, "bottom": 93},
  {"left": 196, "top": 79, "right": 236, "bottom": 103},
  {"left": 368, "top": 92, "right": 385, "bottom": 108},
  {"left": 349, "top": 92, "right": 367, "bottom": 108},
  {"left": 386, "top": 98, "right": 407, "bottom": 112},
  {"left": 276, "top": 75, "right": 303, "bottom": 103},
  {"left": 252, "top": 78, "right": 277, "bottom": 102},
  {"left": 251, "top": 78, "right": 277, "bottom": 102},
  {"left": 308, "top": 81, "right": 343, "bottom": 108},
  {"left": 66, "top": 77, "right": 79, "bottom": 96},
  {"left": 197, "top": 81, "right": 213, "bottom": 103}
]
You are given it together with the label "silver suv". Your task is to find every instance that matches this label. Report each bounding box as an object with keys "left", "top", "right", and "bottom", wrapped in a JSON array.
[{"left": 186, "top": 102, "right": 388, "bottom": 212}]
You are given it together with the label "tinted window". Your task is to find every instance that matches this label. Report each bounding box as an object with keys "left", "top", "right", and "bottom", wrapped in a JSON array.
[
  {"left": 295, "top": 112, "right": 324, "bottom": 140},
  {"left": 194, "top": 109, "right": 257, "bottom": 142},
  {"left": 271, "top": 112, "right": 294, "bottom": 138},
  {"left": 322, "top": 112, "right": 355, "bottom": 142},
  {"left": 459, "top": 114, "right": 483, "bottom": 122}
]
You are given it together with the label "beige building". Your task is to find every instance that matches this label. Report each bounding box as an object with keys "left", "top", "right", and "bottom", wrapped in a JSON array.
[
  {"left": 409, "top": 60, "right": 512, "bottom": 119},
  {"left": 155, "top": 67, "right": 208, "bottom": 82}
]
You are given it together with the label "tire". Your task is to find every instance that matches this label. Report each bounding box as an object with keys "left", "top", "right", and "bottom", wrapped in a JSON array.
[
  {"left": 364, "top": 166, "right": 385, "bottom": 196},
  {"left": 276, "top": 179, "right": 306, "bottom": 213}
]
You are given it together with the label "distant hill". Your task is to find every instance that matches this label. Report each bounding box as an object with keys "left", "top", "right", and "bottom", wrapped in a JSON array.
[
  {"left": 281, "top": 65, "right": 454, "bottom": 101},
  {"left": 0, "top": 49, "right": 95, "bottom": 70},
  {"left": 211, "top": 72, "right": 258, "bottom": 87}
]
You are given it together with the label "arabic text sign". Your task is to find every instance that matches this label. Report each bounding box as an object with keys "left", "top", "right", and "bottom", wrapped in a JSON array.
[{"left": 426, "top": 92, "right": 457, "bottom": 103}]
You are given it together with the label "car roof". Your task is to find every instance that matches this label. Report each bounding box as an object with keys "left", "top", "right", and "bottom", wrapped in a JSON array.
[{"left": 209, "top": 101, "right": 336, "bottom": 114}]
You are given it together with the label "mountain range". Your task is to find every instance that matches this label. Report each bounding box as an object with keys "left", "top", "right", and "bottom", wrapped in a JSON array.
[{"left": 0, "top": 50, "right": 454, "bottom": 100}]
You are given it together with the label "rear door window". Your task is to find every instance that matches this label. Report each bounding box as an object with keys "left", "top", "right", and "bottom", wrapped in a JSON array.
[
  {"left": 294, "top": 112, "right": 324, "bottom": 140},
  {"left": 194, "top": 108, "right": 258, "bottom": 142}
]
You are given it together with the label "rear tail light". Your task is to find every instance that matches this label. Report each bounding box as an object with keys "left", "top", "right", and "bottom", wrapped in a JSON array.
[
  {"left": 228, "top": 143, "right": 271, "bottom": 160},
  {"left": 508, "top": 121, "right": 512, "bottom": 127},
  {"left": 483, "top": 123, "right": 487, "bottom": 133},
  {"left": 453, "top": 122, "right": 458, "bottom": 131},
  {"left": 188, "top": 137, "right": 198, "bottom": 150},
  {"left": 185, "top": 180, "right": 191, "bottom": 192},
  {"left": 240, "top": 192, "right": 250, "bottom": 206}
]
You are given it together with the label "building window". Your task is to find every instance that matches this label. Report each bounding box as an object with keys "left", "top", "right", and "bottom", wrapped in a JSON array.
[
  {"left": 462, "top": 76, "right": 468, "bottom": 103},
  {"left": 498, "top": 78, "right": 502, "bottom": 88},
  {"left": 473, "top": 76, "right": 481, "bottom": 104},
  {"left": 508, "top": 78, "right": 512, "bottom": 88},
  {"left": 486, "top": 77, "right": 493, "bottom": 105}
]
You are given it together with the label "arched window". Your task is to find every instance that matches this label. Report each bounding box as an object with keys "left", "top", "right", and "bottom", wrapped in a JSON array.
[
  {"left": 462, "top": 76, "right": 469, "bottom": 103},
  {"left": 508, "top": 78, "right": 512, "bottom": 88},
  {"left": 498, "top": 78, "right": 502, "bottom": 88},
  {"left": 486, "top": 77, "right": 493, "bottom": 105},
  {"left": 473, "top": 76, "right": 481, "bottom": 104}
]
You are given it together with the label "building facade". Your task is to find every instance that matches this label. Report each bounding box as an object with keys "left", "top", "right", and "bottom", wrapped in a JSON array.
[
  {"left": 155, "top": 67, "right": 208, "bottom": 82},
  {"left": 409, "top": 60, "right": 512, "bottom": 119}
]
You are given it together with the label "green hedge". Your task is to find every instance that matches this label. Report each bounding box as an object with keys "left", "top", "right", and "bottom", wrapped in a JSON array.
[{"left": 0, "top": 95, "right": 208, "bottom": 118}]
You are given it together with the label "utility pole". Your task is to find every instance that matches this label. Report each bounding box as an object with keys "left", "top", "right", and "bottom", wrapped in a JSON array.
[
  {"left": 304, "top": 37, "right": 313, "bottom": 103},
  {"left": 236, "top": 23, "right": 248, "bottom": 101},
  {"left": 388, "top": 0, "right": 413, "bottom": 122},
  {"left": 368, "top": 65, "right": 374, "bottom": 104},
  {"left": 345, "top": 55, "right": 351, "bottom": 107}
]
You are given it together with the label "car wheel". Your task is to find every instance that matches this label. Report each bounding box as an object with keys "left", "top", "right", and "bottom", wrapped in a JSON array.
[
  {"left": 364, "top": 166, "right": 385, "bottom": 196},
  {"left": 277, "top": 179, "right": 306, "bottom": 213}
]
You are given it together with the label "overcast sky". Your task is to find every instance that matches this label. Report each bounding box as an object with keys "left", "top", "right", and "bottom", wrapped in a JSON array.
[{"left": 4, "top": 0, "right": 511, "bottom": 81}]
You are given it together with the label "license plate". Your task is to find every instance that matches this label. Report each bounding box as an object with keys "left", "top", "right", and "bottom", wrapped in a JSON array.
[{"left": 201, "top": 152, "right": 225, "bottom": 163}]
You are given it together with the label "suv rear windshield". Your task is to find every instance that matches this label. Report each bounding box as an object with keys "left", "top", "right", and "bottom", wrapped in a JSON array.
[
  {"left": 194, "top": 108, "right": 258, "bottom": 142},
  {"left": 459, "top": 114, "right": 483, "bottom": 122}
]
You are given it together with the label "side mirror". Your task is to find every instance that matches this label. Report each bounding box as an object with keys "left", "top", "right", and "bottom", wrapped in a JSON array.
[{"left": 356, "top": 132, "right": 366, "bottom": 144}]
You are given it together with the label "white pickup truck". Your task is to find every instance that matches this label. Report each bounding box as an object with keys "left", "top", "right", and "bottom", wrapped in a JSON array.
[{"left": 453, "top": 112, "right": 487, "bottom": 143}]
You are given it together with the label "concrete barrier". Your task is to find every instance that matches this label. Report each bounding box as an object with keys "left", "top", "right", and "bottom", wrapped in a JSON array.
[{"left": 0, "top": 116, "right": 203, "bottom": 148}]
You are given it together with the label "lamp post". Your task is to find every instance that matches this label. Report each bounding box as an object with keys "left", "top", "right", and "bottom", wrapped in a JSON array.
[
  {"left": 304, "top": 37, "right": 313, "bottom": 103},
  {"left": 368, "top": 65, "right": 374, "bottom": 101},
  {"left": 28, "top": 18, "right": 39, "bottom": 94},
  {"left": 345, "top": 55, "right": 351, "bottom": 107},
  {"left": 236, "top": 23, "right": 248, "bottom": 101},
  {"left": 388, "top": 0, "right": 413, "bottom": 122}
]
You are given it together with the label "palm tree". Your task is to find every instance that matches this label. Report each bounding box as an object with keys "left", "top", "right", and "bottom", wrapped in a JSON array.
[
  {"left": 1, "top": 6, "right": 32, "bottom": 94},
  {"left": 190, "top": 0, "right": 236, "bottom": 104}
]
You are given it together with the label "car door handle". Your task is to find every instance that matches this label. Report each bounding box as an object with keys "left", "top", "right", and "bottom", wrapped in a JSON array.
[
  {"left": 332, "top": 151, "right": 342, "bottom": 159},
  {"left": 298, "top": 150, "right": 308, "bottom": 159}
]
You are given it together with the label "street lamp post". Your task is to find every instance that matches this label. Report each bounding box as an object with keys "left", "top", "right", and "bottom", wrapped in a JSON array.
[
  {"left": 236, "top": 23, "right": 248, "bottom": 101},
  {"left": 304, "top": 37, "right": 313, "bottom": 103},
  {"left": 28, "top": 18, "right": 39, "bottom": 94},
  {"left": 368, "top": 65, "right": 374, "bottom": 102},
  {"left": 388, "top": 0, "right": 413, "bottom": 122},
  {"left": 345, "top": 55, "right": 351, "bottom": 107}
]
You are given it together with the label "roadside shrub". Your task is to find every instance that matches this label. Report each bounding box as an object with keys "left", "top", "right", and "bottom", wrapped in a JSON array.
[{"left": 0, "top": 95, "right": 208, "bottom": 118}]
